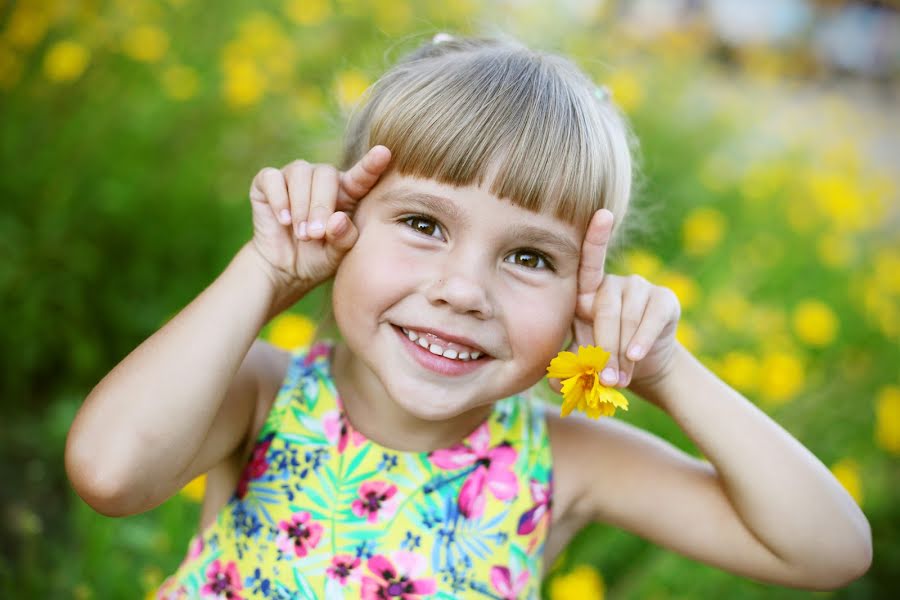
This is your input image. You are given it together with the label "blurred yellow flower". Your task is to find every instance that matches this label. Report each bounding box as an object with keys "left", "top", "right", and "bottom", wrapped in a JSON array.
[
  {"left": 141, "top": 565, "right": 163, "bottom": 596},
  {"left": 875, "top": 385, "right": 900, "bottom": 455},
  {"left": 674, "top": 320, "right": 698, "bottom": 354},
  {"left": 284, "top": 0, "right": 333, "bottom": 25},
  {"left": 816, "top": 232, "right": 857, "bottom": 269},
  {"left": 550, "top": 564, "right": 605, "bottom": 600},
  {"left": 161, "top": 64, "right": 199, "bottom": 100},
  {"left": 237, "top": 12, "right": 287, "bottom": 55},
  {"left": 547, "top": 345, "right": 629, "bottom": 419},
  {"left": 121, "top": 25, "right": 169, "bottom": 63},
  {"left": 3, "top": 2, "right": 49, "bottom": 49},
  {"left": 43, "top": 40, "right": 90, "bottom": 83},
  {"left": 758, "top": 350, "right": 805, "bottom": 406},
  {"left": 607, "top": 70, "right": 643, "bottom": 113},
  {"left": 0, "top": 43, "right": 23, "bottom": 89},
  {"left": 73, "top": 583, "right": 92, "bottom": 600},
  {"left": 373, "top": 1, "right": 413, "bottom": 35},
  {"left": 657, "top": 271, "right": 699, "bottom": 312},
  {"left": 334, "top": 69, "right": 370, "bottom": 111},
  {"left": 682, "top": 206, "right": 726, "bottom": 256},
  {"left": 830, "top": 458, "right": 863, "bottom": 506},
  {"left": 805, "top": 170, "right": 879, "bottom": 233},
  {"left": 179, "top": 473, "right": 206, "bottom": 503},
  {"left": 223, "top": 58, "right": 266, "bottom": 107},
  {"left": 709, "top": 288, "right": 752, "bottom": 333},
  {"left": 792, "top": 299, "right": 839, "bottom": 348},
  {"left": 268, "top": 313, "right": 317, "bottom": 350},
  {"left": 861, "top": 275, "right": 899, "bottom": 339},
  {"left": 623, "top": 248, "right": 661, "bottom": 280},
  {"left": 873, "top": 248, "right": 900, "bottom": 296},
  {"left": 715, "top": 351, "right": 759, "bottom": 394}
]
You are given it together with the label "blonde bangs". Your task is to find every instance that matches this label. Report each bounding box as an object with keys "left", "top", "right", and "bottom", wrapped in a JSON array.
[{"left": 341, "top": 35, "right": 635, "bottom": 239}]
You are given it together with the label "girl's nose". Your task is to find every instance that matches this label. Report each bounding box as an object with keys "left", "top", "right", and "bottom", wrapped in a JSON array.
[{"left": 424, "top": 272, "right": 493, "bottom": 318}]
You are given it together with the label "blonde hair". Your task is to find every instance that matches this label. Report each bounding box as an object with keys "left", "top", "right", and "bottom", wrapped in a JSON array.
[{"left": 340, "top": 32, "right": 640, "bottom": 247}]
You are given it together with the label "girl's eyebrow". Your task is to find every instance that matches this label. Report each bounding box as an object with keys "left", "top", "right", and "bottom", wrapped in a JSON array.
[
  {"left": 382, "top": 189, "right": 468, "bottom": 226},
  {"left": 383, "top": 187, "right": 578, "bottom": 260},
  {"left": 506, "top": 224, "right": 580, "bottom": 261}
]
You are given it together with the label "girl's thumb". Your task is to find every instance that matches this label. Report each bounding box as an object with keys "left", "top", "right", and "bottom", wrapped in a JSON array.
[{"left": 322, "top": 211, "right": 359, "bottom": 265}]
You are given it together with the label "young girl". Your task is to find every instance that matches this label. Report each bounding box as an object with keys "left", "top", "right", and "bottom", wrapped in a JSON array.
[{"left": 65, "top": 34, "right": 872, "bottom": 599}]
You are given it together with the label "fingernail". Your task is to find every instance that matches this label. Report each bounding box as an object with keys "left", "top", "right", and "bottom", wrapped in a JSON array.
[
  {"left": 279, "top": 209, "right": 291, "bottom": 224},
  {"left": 296, "top": 221, "right": 307, "bottom": 238},
  {"left": 601, "top": 368, "right": 617, "bottom": 384},
  {"left": 628, "top": 345, "right": 642, "bottom": 360},
  {"left": 308, "top": 221, "right": 324, "bottom": 234}
]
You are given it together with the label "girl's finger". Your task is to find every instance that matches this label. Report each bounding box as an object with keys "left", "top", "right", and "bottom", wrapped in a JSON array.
[
  {"left": 336, "top": 145, "right": 392, "bottom": 210},
  {"left": 618, "top": 276, "right": 652, "bottom": 386},
  {"left": 283, "top": 160, "right": 313, "bottom": 240},
  {"left": 257, "top": 167, "right": 291, "bottom": 224},
  {"left": 577, "top": 209, "right": 614, "bottom": 290},
  {"left": 306, "top": 165, "right": 340, "bottom": 240},
  {"left": 591, "top": 276, "right": 623, "bottom": 386},
  {"left": 623, "top": 288, "right": 680, "bottom": 385}
]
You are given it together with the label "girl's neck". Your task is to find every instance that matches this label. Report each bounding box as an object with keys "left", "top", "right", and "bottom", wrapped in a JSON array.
[{"left": 331, "top": 341, "right": 493, "bottom": 453}]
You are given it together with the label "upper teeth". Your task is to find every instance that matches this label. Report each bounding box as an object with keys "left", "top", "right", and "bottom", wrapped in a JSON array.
[{"left": 402, "top": 327, "right": 482, "bottom": 361}]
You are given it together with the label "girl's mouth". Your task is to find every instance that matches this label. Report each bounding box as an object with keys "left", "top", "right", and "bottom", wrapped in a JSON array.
[{"left": 392, "top": 325, "right": 490, "bottom": 377}]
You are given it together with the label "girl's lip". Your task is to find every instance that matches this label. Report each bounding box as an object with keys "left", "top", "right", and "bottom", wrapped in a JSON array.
[{"left": 392, "top": 325, "right": 490, "bottom": 377}]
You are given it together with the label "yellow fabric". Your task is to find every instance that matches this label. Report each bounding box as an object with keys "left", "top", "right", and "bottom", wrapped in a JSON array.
[{"left": 157, "top": 341, "right": 553, "bottom": 599}]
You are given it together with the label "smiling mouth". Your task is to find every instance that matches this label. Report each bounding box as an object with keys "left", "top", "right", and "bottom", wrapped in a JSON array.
[{"left": 399, "top": 327, "right": 485, "bottom": 362}]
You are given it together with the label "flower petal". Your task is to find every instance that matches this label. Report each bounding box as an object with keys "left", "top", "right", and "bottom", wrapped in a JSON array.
[{"left": 546, "top": 351, "right": 582, "bottom": 379}]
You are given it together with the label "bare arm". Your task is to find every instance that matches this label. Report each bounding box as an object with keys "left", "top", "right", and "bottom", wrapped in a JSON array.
[
  {"left": 552, "top": 342, "right": 872, "bottom": 591},
  {"left": 65, "top": 241, "right": 301, "bottom": 516}
]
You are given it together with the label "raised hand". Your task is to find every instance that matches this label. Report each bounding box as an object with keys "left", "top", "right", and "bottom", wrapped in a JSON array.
[
  {"left": 247, "top": 145, "right": 392, "bottom": 296},
  {"left": 559, "top": 209, "right": 682, "bottom": 396}
]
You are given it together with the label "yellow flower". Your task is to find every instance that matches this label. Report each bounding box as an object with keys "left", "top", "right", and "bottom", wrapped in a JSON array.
[
  {"left": 875, "top": 385, "right": 900, "bottom": 455},
  {"left": 550, "top": 564, "right": 605, "bottom": 600},
  {"left": 682, "top": 206, "right": 726, "bottom": 256},
  {"left": 179, "top": 473, "right": 206, "bottom": 503},
  {"left": 758, "top": 350, "right": 805, "bottom": 407},
  {"left": 284, "top": 0, "right": 333, "bottom": 25},
  {"left": 792, "top": 299, "right": 839, "bottom": 347},
  {"left": 607, "top": 70, "right": 643, "bottom": 113},
  {"left": 121, "top": 25, "right": 169, "bottom": 63},
  {"left": 334, "top": 69, "right": 370, "bottom": 111},
  {"left": 268, "top": 313, "right": 317, "bottom": 350},
  {"left": 546, "top": 345, "right": 629, "bottom": 419},
  {"left": 830, "top": 458, "right": 863, "bottom": 506},
  {"left": 43, "top": 40, "right": 90, "bottom": 83}
]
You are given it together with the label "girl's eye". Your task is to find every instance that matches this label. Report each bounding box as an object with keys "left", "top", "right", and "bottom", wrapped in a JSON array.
[
  {"left": 403, "top": 216, "right": 443, "bottom": 239},
  {"left": 506, "top": 250, "right": 553, "bottom": 271}
]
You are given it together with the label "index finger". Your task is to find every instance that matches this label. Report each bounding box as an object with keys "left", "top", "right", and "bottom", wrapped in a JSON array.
[
  {"left": 577, "top": 208, "right": 614, "bottom": 297},
  {"left": 336, "top": 145, "right": 392, "bottom": 211}
]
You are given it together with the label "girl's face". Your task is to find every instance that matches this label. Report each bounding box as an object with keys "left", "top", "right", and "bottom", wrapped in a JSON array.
[{"left": 332, "top": 172, "right": 583, "bottom": 420}]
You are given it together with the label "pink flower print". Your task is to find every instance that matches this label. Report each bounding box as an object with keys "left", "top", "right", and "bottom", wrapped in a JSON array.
[
  {"left": 323, "top": 409, "right": 365, "bottom": 453},
  {"left": 490, "top": 565, "right": 529, "bottom": 600},
  {"left": 326, "top": 553, "right": 361, "bottom": 585},
  {"left": 276, "top": 511, "right": 323, "bottom": 558},
  {"left": 361, "top": 552, "right": 436, "bottom": 599},
  {"left": 517, "top": 477, "right": 552, "bottom": 535},
  {"left": 304, "top": 342, "right": 331, "bottom": 365},
  {"left": 235, "top": 434, "right": 273, "bottom": 499},
  {"left": 187, "top": 535, "right": 204, "bottom": 560},
  {"left": 351, "top": 481, "right": 399, "bottom": 523},
  {"left": 429, "top": 422, "right": 518, "bottom": 519},
  {"left": 200, "top": 559, "right": 243, "bottom": 599}
]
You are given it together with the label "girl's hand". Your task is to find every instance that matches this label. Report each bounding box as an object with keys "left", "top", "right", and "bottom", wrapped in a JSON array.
[
  {"left": 247, "top": 145, "right": 392, "bottom": 296},
  {"left": 556, "top": 209, "right": 682, "bottom": 399}
]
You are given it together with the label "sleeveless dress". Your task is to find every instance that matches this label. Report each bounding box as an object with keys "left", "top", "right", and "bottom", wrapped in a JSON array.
[{"left": 156, "top": 341, "right": 554, "bottom": 600}]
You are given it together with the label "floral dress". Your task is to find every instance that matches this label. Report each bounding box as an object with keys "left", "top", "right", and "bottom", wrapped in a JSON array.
[{"left": 156, "top": 341, "right": 554, "bottom": 599}]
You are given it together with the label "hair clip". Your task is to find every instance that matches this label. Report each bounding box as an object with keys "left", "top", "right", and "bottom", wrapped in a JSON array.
[
  {"left": 432, "top": 32, "right": 454, "bottom": 44},
  {"left": 594, "top": 85, "right": 611, "bottom": 102}
]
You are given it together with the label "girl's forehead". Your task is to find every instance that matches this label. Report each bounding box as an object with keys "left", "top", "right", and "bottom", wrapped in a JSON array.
[{"left": 375, "top": 173, "right": 583, "bottom": 233}]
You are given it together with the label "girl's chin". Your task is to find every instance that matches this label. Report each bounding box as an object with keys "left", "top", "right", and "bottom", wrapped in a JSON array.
[{"left": 387, "top": 382, "right": 486, "bottom": 422}]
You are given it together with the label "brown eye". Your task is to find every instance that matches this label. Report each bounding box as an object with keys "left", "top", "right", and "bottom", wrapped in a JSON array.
[
  {"left": 403, "top": 216, "right": 442, "bottom": 238},
  {"left": 507, "top": 250, "right": 551, "bottom": 270}
]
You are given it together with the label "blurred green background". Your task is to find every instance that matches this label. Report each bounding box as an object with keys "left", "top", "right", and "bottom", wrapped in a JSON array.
[{"left": 2, "top": 0, "right": 898, "bottom": 598}]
